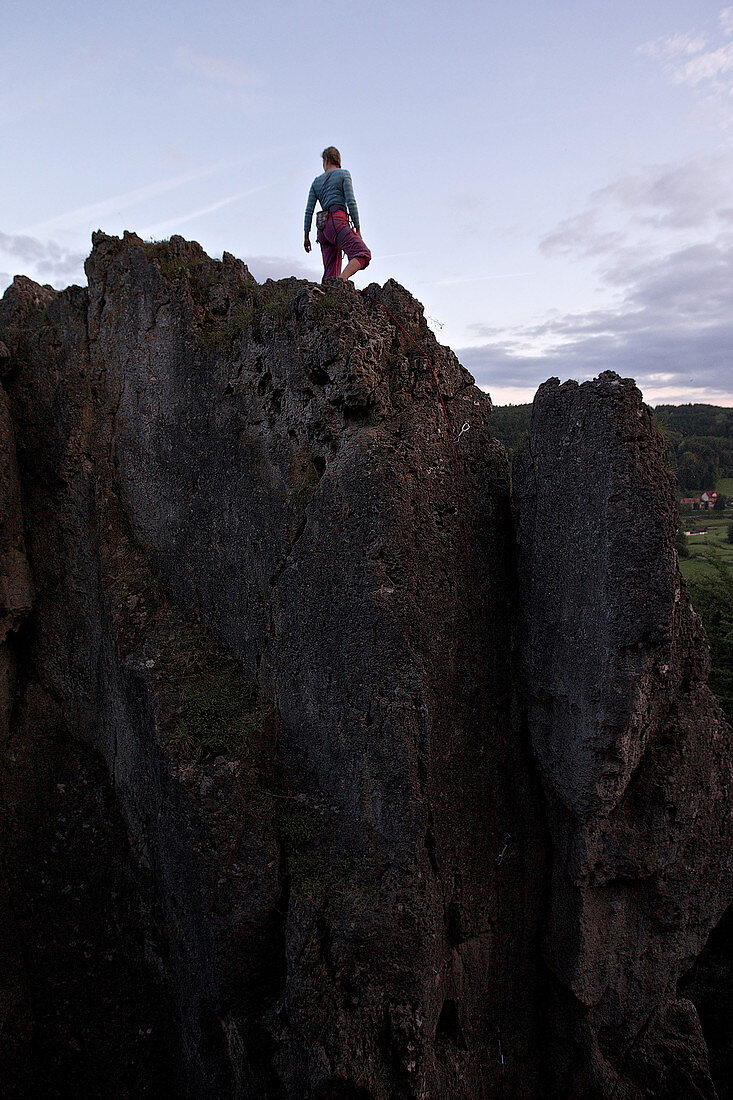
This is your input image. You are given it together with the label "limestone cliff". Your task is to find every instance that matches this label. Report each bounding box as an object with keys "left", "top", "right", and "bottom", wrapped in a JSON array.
[
  {"left": 514, "top": 376, "right": 733, "bottom": 1098},
  {"left": 0, "top": 232, "right": 731, "bottom": 1099}
]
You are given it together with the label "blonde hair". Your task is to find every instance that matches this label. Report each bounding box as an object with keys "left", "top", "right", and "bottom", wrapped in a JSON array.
[{"left": 321, "top": 146, "right": 341, "bottom": 167}]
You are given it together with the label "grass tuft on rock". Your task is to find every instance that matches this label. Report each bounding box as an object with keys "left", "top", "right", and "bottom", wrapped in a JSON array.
[
  {"left": 173, "top": 668, "right": 272, "bottom": 761},
  {"left": 141, "top": 240, "right": 207, "bottom": 283}
]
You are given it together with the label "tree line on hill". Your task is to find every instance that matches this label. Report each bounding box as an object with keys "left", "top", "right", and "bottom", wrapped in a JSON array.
[
  {"left": 491, "top": 402, "right": 733, "bottom": 494},
  {"left": 654, "top": 405, "right": 733, "bottom": 492}
]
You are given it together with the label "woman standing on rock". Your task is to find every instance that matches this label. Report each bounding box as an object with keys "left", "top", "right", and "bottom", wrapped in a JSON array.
[{"left": 303, "top": 147, "right": 371, "bottom": 282}]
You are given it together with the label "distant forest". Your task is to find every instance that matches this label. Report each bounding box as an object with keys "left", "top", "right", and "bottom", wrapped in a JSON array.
[{"left": 490, "top": 403, "right": 733, "bottom": 493}]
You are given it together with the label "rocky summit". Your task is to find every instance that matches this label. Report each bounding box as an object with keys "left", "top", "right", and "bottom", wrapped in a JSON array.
[{"left": 1, "top": 232, "right": 732, "bottom": 1099}]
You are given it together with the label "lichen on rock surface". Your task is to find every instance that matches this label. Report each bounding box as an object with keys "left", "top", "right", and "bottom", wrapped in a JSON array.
[{"left": 0, "top": 233, "right": 731, "bottom": 1098}]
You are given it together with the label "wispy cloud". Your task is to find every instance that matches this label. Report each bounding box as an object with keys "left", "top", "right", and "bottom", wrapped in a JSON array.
[
  {"left": 175, "top": 47, "right": 263, "bottom": 89},
  {"left": 539, "top": 155, "right": 733, "bottom": 265},
  {"left": 640, "top": 8, "right": 733, "bottom": 126},
  {"left": 174, "top": 46, "right": 268, "bottom": 111},
  {"left": 540, "top": 209, "right": 624, "bottom": 259},
  {"left": 640, "top": 32, "right": 709, "bottom": 62},
  {"left": 590, "top": 156, "right": 733, "bottom": 229}
]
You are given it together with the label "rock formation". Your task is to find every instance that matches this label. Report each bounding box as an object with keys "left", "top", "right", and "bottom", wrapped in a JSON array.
[
  {"left": 514, "top": 376, "right": 733, "bottom": 1098},
  {"left": 0, "top": 232, "right": 731, "bottom": 1098}
]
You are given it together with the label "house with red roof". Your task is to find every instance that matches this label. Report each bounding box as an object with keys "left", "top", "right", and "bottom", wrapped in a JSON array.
[{"left": 680, "top": 491, "right": 720, "bottom": 510}]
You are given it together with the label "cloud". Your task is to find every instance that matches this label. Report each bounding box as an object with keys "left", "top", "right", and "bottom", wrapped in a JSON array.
[
  {"left": 175, "top": 47, "right": 263, "bottom": 90},
  {"left": 590, "top": 156, "right": 733, "bottom": 229},
  {"left": 640, "top": 32, "right": 709, "bottom": 63},
  {"left": 457, "top": 233, "right": 733, "bottom": 401},
  {"left": 452, "top": 193, "right": 486, "bottom": 211},
  {"left": 640, "top": 9, "right": 733, "bottom": 125},
  {"left": 0, "top": 231, "right": 86, "bottom": 285},
  {"left": 242, "top": 255, "right": 319, "bottom": 282},
  {"left": 540, "top": 156, "right": 733, "bottom": 265},
  {"left": 540, "top": 209, "right": 625, "bottom": 258},
  {"left": 466, "top": 322, "right": 509, "bottom": 339},
  {"left": 174, "top": 47, "right": 268, "bottom": 112},
  {"left": 460, "top": 142, "right": 733, "bottom": 403}
]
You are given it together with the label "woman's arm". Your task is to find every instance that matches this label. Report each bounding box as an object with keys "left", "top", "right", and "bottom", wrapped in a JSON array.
[{"left": 304, "top": 183, "right": 317, "bottom": 234}]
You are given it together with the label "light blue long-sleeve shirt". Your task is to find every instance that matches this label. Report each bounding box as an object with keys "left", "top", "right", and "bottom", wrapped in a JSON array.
[{"left": 304, "top": 168, "right": 360, "bottom": 232}]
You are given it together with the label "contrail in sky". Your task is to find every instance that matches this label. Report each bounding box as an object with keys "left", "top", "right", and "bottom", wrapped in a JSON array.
[
  {"left": 139, "top": 186, "right": 267, "bottom": 237},
  {"left": 21, "top": 164, "right": 234, "bottom": 235},
  {"left": 20, "top": 152, "right": 279, "bottom": 236}
]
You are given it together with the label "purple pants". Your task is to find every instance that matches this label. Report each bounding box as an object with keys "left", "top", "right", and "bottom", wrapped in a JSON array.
[{"left": 317, "top": 209, "right": 371, "bottom": 280}]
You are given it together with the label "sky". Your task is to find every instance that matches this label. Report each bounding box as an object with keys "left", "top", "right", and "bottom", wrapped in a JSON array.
[{"left": 2, "top": 0, "right": 732, "bottom": 406}]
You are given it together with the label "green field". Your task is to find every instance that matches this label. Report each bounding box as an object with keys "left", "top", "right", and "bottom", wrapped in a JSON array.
[
  {"left": 679, "top": 510, "right": 733, "bottom": 721},
  {"left": 680, "top": 515, "right": 733, "bottom": 584},
  {"left": 716, "top": 478, "right": 733, "bottom": 497}
]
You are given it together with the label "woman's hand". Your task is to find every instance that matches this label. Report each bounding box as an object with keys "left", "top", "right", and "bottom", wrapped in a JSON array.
[{"left": 304, "top": 233, "right": 311, "bottom": 253}]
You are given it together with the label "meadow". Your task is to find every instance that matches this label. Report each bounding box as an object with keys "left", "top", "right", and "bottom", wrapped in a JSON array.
[{"left": 680, "top": 515, "right": 733, "bottom": 584}]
